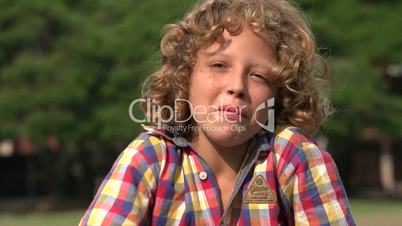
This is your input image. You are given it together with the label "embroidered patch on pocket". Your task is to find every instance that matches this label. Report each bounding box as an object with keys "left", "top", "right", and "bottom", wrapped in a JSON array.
[{"left": 244, "top": 175, "right": 277, "bottom": 203}]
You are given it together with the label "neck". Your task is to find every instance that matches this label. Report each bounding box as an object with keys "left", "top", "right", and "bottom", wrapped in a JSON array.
[{"left": 190, "top": 132, "right": 249, "bottom": 177}]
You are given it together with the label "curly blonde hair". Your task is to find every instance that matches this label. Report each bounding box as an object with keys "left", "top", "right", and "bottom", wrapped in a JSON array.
[{"left": 141, "top": 0, "right": 332, "bottom": 139}]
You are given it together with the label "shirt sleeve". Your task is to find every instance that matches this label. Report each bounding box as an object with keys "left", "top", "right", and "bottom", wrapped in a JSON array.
[
  {"left": 79, "top": 134, "right": 165, "bottom": 226},
  {"left": 274, "top": 128, "right": 356, "bottom": 226}
]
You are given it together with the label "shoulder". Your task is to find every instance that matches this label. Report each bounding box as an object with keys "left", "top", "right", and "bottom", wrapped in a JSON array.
[
  {"left": 115, "top": 131, "right": 171, "bottom": 173},
  {"left": 272, "top": 125, "right": 334, "bottom": 173},
  {"left": 126, "top": 132, "right": 167, "bottom": 157},
  {"left": 273, "top": 125, "right": 316, "bottom": 151},
  {"left": 272, "top": 127, "right": 355, "bottom": 225}
]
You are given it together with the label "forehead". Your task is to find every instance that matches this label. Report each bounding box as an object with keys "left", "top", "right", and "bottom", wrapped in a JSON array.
[{"left": 198, "top": 25, "right": 275, "bottom": 62}]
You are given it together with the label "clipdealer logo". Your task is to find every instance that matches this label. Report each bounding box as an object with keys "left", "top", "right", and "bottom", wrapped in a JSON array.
[
  {"left": 255, "top": 97, "right": 275, "bottom": 132},
  {"left": 128, "top": 97, "right": 275, "bottom": 132}
]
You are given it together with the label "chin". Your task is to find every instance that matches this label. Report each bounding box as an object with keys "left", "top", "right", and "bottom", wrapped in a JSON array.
[{"left": 202, "top": 123, "right": 253, "bottom": 147}]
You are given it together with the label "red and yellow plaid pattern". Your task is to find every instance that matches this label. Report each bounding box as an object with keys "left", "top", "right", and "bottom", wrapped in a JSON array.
[{"left": 80, "top": 125, "right": 355, "bottom": 225}]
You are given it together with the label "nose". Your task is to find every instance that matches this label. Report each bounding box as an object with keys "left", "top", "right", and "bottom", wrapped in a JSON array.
[{"left": 226, "top": 68, "right": 247, "bottom": 99}]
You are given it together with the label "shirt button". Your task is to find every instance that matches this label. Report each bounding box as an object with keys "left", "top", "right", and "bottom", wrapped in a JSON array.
[{"left": 199, "top": 171, "right": 208, "bottom": 180}]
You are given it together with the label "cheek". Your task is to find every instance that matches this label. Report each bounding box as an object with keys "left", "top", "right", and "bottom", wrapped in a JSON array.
[
  {"left": 251, "top": 88, "right": 274, "bottom": 106},
  {"left": 189, "top": 77, "right": 220, "bottom": 105},
  {"left": 189, "top": 71, "right": 210, "bottom": 97},
  {"left": 250, "top": 89, "right": 274, "bottom": 123},
  {"left": 251, "top": 83, "right": 274, "bottom": 97},
  {"left": 188, "top": 78, "right": 213, "bottom": 119},
  {"left": 254, "top": 107, "right": 269, "bottom": 124}
]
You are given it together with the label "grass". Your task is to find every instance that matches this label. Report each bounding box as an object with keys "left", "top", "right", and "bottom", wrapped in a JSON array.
[
  {"left": 0, "top": 199, "right": 401, "bottom": 226},
  {"left": 350, "top": 199, "right": 402, "bottom": 226},
  {"left": 0, "top": 210, "right": 83, "bottom": 226}
]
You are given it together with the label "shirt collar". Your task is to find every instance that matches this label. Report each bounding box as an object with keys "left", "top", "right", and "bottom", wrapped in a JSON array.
[
  {"left": 141, "top": 124, "right": 191, "bottom": 147},
  {"left": 141, "top": 124, "right": 274, "bottom": 152}
]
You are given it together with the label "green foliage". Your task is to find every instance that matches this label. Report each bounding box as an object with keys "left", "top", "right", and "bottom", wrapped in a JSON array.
[
  {"left": 0, "top": 0, "right": 194, "bottom": 196},
  {"left": 0, "top": 0, "right": 195, "bottom": 142},
  {"left": 300, "top": 0, "right": 402, "bottom": 139}
]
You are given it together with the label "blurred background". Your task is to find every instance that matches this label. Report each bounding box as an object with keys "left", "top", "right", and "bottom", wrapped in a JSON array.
[{"left": 0, "top": 0, "right": 401, "bottom": 225}]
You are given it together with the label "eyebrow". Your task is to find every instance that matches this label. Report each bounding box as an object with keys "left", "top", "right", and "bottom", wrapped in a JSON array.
[
  {"left": 253, "top": 64, "right": 273, "bottom": 73},
  {"left": 202, "top": 50, "right": 231, "bottom": 58},
  {"left": 200, "top": 49, "right": 273, "bottom": 69}
]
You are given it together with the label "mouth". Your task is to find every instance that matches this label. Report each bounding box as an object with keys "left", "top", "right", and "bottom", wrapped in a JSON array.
[{"left": 217, "top": 104, "right": 249, "bottom": 119}]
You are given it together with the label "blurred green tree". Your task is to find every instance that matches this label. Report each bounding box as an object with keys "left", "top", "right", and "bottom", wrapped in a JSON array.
[
  {"left": 0, "top": 0, "right": 194, "bottom": 197},
  {"left": 300, "top": 0, "right": 402, "bottom": 193},
  {"left": 301, "top": 0, "right": 402, "bottom": 139}
]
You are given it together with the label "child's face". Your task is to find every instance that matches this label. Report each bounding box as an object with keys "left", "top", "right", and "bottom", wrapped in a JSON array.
[{"left": 188, "top": 25, "right": 275, "bottom": 147}]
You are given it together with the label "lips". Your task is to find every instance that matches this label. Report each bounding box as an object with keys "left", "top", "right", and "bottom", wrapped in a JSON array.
[{"left": 218, "top": 104, "right": 249, "bottom": 118}]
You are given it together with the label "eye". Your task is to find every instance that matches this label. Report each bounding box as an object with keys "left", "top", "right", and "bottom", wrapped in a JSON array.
[
  {"left": 252, "top": 73, "right": 266, "bottom": 79},
  {"left": 209, "top": 62, "right": 228, "bottom": 73},
  {"left": 211, "top": 62, "right": 227, "bottom": 69},
  {"left": 251, "top": 73, "right": 270, "bottom": 84}
]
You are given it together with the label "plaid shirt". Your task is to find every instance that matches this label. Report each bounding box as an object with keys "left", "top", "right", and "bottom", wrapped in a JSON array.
[{"left": 80, "top": 125, "right": 355, "bottom": 225}]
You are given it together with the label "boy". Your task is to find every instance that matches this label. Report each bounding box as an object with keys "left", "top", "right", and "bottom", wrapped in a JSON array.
[{"left": 80, "top": 0, "right": 355, "bottom": 225}]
